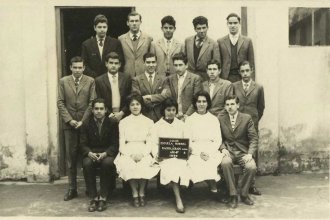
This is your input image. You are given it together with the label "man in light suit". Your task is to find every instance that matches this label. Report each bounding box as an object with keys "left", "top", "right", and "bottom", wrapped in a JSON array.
[
  {"left": 150, "top": 15, "right": 184, "bottom": 76},
  {"left": 167, "top": 52, "right": 202, "bottom": 121},
  {"left": 57, "top": 56, "right": 96, "bottom": 201},
  {"left": 232, "top": 60, "right": 265, "bottom": 195},
  {"left": 184, "top": 16, "right": 220, "bottom": 81},
  {"left": 81, "top": 14, "right": 124, "bottom": 78},
  {"left": 132, "top": 53, "right": 171, "bottom": 122},
  {"left": 119, "top": 12, "right": 153, "bottom": 77},
  {"left": 202, "top": 59, "right": 233, "bottom": 116},
  {"left": 218, "top": 13, "right": 255, "bottom": 83},
  {"left": 218, "top": 95, "right": 258, "bottom": 208}
]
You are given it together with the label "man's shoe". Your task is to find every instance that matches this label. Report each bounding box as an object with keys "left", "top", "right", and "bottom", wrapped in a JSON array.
[
  {"left": 139, "top": 196, "right": 146, "bottom": 207},
  {"left": 241, "top": 195, "right": 254, "bottom": 205},
  {"left": 97, "top": 200, "right": 106, "bottom": 212},
  {"left": 227, "top": 195, "right": 238, "bottom": 209},
  {"left": 88, "top": 200, "right": 98, "bottom": 212},
  {"left": 175, "top": 206, "right": 185, "bottom": 213},
  {"left": 249, "top": 187, "right": 261, "bottom": 195},
  {"left": 132, "top": 197, "right": 140, "bottom": 207},
  {"left": 64, "top": 189, "right": 78, "bottom": 201}
]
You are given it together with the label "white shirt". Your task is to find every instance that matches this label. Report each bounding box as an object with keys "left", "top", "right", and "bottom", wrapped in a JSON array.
[
  {"left": 145, "top": 72, "right": 156, "bottom": 86},
  {"left": 108, "top": 72, "right": 121, "bottom": 110},
  {"left": 229, "top": 111, "right": 238, "bottom": 129},
  {"left": 164, "top": 37, "right": 173, "bottom": 52},
  {"left": 96, "top": 36, "right": 105, "bottom": 59},
  {"left": 72, "top": 75, "right": 82, "bottom": 84},
  {"left": 129, "top": 31, "right": 141, "bottom": 40},
  {"left": 229, "top": 33, "right": 239, "bottom": 45},
  {"left": 242, "top": 79, "right": 252, "bottom": 91},
  {"left": 177, "top": 71, "right": 187, "bottom": 113}
]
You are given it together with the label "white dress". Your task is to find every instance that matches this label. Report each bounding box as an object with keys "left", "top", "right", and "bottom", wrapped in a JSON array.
[
  {"left": 185, "top": 112, "right": 224, "bottom": 183},
  {"left": 150, "top": 118, "right": 190, "bottom": 186},
  {"left": 114, "top": 114, "right": 160, "bottom": 181}
]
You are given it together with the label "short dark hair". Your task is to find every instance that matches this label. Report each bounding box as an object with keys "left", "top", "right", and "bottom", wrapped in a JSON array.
[
  {"left": 224, "top": 95, "right": 239, "bottom": 104},
  {"left": 143, "top": 52, "right": 157, "bottom": 62},
  {"left": 70, "top": 56, "right": 84, "bottom": 66},
  {"left": 105, "top": 52, "right": 121, "bottom": 63},
  {"left": 127, "top": 11, "right": 142, "bottom": 21},
  {"left": 238, "top": 60, "right": 252, "bottom": 70},
  {"left": 192, "top": 90, "right": 212, "bottom": 111},
  {"left": 94, "top": 14, "right": 108, "bottom": 26},
  {"left": 172, "top": 52, "right": 187, "bottom": 65},
  {"left": 92, "top": 98, "right": 106, "bottom": 108},
  {"left": 207, "top": 59, "right": 221, "bottom": 70},
  {"left": 161, "top": 98, "right": 178, "bottom": 117},
  {"left": 126, "top": 93, "right": 145, "bottom": 112},
  {"left": 226, "top": 13, "right": 241, "bottom": 23},
  {"left": 192, "top": 16, "right": 208, "bottom": 28},
  {"left": 161, "top": 15, "right": 176, "bottom": 27}
]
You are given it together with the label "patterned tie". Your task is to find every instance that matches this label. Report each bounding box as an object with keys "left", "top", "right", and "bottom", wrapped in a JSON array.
[
  {"left": 196, "top": 38, "right": 203, "bottom": 48},
  {"left": 148, "top": 74, "right": 153, "bottom": 89},
  {"left": 99, "top": 38, "right": 104, "bottom": 47},
  {"left": 74, "top": 77, "right": 79, "bottom": 92},
  {"left": 133, "top": 34, "right": 137, "bottom": 41},
  {"left": 244, "top": 83, "right": 249, "bottom": 95}
]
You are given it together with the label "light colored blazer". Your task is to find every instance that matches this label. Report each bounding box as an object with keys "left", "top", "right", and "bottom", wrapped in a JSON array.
[
  {"left": 57, "top": 75, "right": 96, "bottom": 129},
  {"left": 202, "top": 79, "right": 233, "bottom": 116},
  {"left": 167, "top": 71, "right": 202, "bottom": 115},
  {"left": 150, "top": 38, "right": 184, "bottom": 76},
  {"left": 119, "top": 32, "right": 153, "bottom": 77},
  {"left": 184, "top": 35, "right": 220, "bottom": 81},
  {"left": 217, "top": 35, "right": 255, "bottom": 80}
]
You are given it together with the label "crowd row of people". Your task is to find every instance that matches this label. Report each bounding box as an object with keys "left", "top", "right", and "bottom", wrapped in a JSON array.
[{"left": 57, "top": 11, "right": 265, "bottom": 214}]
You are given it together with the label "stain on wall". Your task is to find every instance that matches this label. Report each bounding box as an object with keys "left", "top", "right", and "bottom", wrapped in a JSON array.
[{"left": 258, "top": 128, "right": 279, "bottom": 175}]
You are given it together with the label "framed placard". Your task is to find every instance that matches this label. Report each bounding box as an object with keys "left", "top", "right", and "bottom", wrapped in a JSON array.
[{"left": 158, "top": 137, "right": 189, "bottom": 159}]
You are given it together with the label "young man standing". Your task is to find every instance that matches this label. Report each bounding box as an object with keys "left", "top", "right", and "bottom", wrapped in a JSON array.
[{"left": 81, "top": 14, "right": 124, "bottom": 78}]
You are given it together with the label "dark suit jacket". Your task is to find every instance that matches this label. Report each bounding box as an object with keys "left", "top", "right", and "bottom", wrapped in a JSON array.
[
  {"left": 217, "top": 35, "right": 255, "bottom": 80},
  {"left": 80, "top": 116, "right": 119, "bottom": 157},
  {"left": 119, "top": 32, "right": 153, "bottom": 77},
  {"left": 95, "top": 72, "right": 132, "bottom": 115},
  {"left": 219, "top": 112, "right": 258, "bottom": 155},
  {"left": 131, "top": 73, "right": 170, "bottom": 122},
  {"left": 232, "top": 81, "right": 265, "bottom": 130},
  {"left": 167, "top": 71, "right": 202, "bottom": 115},
  {"left": 57, "top": 75, "right": 96, "bottom": 129},
  {"left": 81, "top": 36, "right": 124, "bottom": 78},
  {"left": 184, "top": 35, "right": 220, "bottom": 81},
  {"left": 202, "top": 79, "right": 233, "bottom": 116}
]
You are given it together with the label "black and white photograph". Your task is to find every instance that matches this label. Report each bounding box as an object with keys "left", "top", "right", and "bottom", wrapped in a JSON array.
[{"left": 0, "top": 0, "right": 329, "bottom": 219}]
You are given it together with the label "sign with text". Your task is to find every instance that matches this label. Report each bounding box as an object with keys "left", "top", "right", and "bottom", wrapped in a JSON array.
[{"left": 158, "top": 137, "right": 189, "bottom": 159}]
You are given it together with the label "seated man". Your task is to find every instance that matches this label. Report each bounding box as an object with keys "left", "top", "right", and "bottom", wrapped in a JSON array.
[
  {"left": 218, "top": 95, "right": 258, "bottom": 208},
  {"left": 80, "top": 98, "right": 118, "bottom": 212}
]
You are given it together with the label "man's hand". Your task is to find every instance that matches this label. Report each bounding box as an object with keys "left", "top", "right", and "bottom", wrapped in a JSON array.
[
  {"left": 69, "top": 120, "right": 78, "bottom": 128},
  {"left": 97, "top": 152, "right": 107, "bottom": 161},
  {"left": 221, "top": 149, "right": 230, "bottom": 157},
  {"left": 143, "top": 95, "right": 152, "bottom": 104},
  {"left": 113, "top": 111, "right": 124, "bottom": 122},
  {"left": 242, "top": 154, "right": 253, "bottom": 163},
  {"left": 75, "top": 121, "right": 83, "bottom": 129},
  {"left": 88, "top": 152, "right": 99, "bottom": 161},
  {"left": 200, "top": 152, "right": 210, "bottom": 161},
  {"left": 177, "top": 112, "right": 188, "bottom": 121}
]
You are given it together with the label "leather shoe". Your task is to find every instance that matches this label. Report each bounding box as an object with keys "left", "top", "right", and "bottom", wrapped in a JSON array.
[
  {"left": 241, "top": 195, "right": 254, "bottom": 205},
  {"left": 97, "top": 200, "right": 106, "bottom": 212},
  {"left": 249, "top": 187, "right": 261, "bottom": 195},
  {"left": 132, "top": 197, "right": 140, "bottom": 207},
  {"left": 227, "top": 195, "right": 238, "bottom": 209},
  {"left": 88, "top": 200, "right": 98, "bottom": 212},
  {"left": 64, "top": 189, "right": 78, "bottom": 201},
  {"left": 139, "top": 196, "right": 146, "bottom": 207},
  {"left": 175, "top": 206, "right": 185, "bottom": 213}
]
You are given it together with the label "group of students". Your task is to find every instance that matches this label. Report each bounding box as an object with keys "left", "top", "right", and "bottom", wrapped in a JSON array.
[{"left": 57, "top": 10, "right": 265, "bottom": 214}]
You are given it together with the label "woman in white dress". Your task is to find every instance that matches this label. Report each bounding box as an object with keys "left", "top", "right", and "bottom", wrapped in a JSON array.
[
  {"left": 185, "top": 90, "right": 224, "bottom": 195},
  {"left": 114, "top": 94, "right": 159, "bottom": 207},
  {"left": 151, "top": 98, "right": 189, "bottom": 213}
]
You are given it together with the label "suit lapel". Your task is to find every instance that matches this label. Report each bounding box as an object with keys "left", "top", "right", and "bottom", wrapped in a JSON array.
[
  {"left": 237, "top": 82, "right": 246, "bottom": 97},
  {"left": 170, "top": 75, "right": 178, "bottom": 98},
  {"left": 103, "top": 74, "right": 112, "bottom": 94},
  {"left": 102, "top": 37, "right": 110, "bottom": 60},
  {"left": 141, "top": 74, "right": 152, "bottom": 93},
  {"left": 124, "top": 33, "right": 134, "bottom": 52},
  {"left": 118, "top": 73, "right": 124, "bottom": 96},
  {"left": 152, "top": 73, "right": 161, "bottom": 93},
  {"left": 203, "top": 81, "right": 210, "bottom": 93},
  {"left": 68, "top": 77, "right": 77, "bottom": 94},
  {"left": 233, "top": 112, "right": 243, "bottom": 132},
  {"left": 246, "top": 81, "right": 256, "bottom": 96},
  {"left": 137, "top": 33, "right": 146, "bottom": 51},
  {"left": 92, "top": 38, "right": 102, "bottom": 60},
  {"left": 211, "top": 80, "right": 222, "bottom": 100},
  {"left": 187, "top": 37, "right": 195, "bottom": 66},
  {"left": 223, "top": 114, "right": 234, "bottom": 133},
  {"left": 237, "top": 35, "right": 244, "bottom": 54},
  {"left": 224, "top": 35, "right": 231, "bottom": 56},
  {"left": 169, "top": 40, "right": 180, "bottom": 56},
  {"left": 158, "top": 39, "right": 167, "bottom": 54},
  {"left": 77, "top": 75, "right": 87, "bottom": 94},
  {"left": 91, "top": 119, "right": 100, "bottom": 139},
  {"left": 198, "top": 37, "right": 210, "bottom": 61},
  {"left": 180, "top": 72, "right": 191, "bottom": 92}
]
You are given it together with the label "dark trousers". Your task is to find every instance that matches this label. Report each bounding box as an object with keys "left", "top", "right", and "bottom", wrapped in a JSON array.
[
  {"left": 82, "top": 156, "right": 116, "bottom": 199},
  {"left": 221, "top": 151, "right": 256, "bottom": 197},
  {"left": 64, "top": 129, "right": 80, "bottom": 190}
]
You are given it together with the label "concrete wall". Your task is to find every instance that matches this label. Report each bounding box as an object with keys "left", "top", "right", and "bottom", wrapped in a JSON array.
[{"left": 0, "top": 0, "right": 329, "bottom": 182}]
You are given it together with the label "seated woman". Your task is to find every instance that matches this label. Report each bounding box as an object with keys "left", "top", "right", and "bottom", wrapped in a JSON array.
[
  {"left": 150, "top": 98, "right": 189, "bottom": 213},
  {"left": 114, "top": 93, "right": 159, "bottom": 207},
  {"left": 185, "top": 90, "right": 224, "bottom": 196}
]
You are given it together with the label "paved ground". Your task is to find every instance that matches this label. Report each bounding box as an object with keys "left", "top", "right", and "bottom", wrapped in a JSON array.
[{"left": 0, "top": 173, "right": 329, "bottom": 218}]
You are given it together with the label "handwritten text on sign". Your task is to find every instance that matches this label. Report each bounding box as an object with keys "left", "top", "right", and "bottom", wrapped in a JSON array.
[{"left": 159, "top": 138, "right": 189, "bottom": 159}]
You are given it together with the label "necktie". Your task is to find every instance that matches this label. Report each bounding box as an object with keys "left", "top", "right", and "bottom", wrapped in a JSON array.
[
  {"left": 209, "top": 83, "right": 215, "bottom": 98},
  {"left": 112, "top": 74, "right": 116, "bottom": 83},
  {"left": 99, "top": 38, "right": 104, "bottom": 47},
  {"left": 133, "top": 34, "right": 137, "bottom": 41},
  {"left": 97, "top": 120, "right": 102, "bottom": 135},
  {"left": 74, "top": 77, "right": 79, "bottom": 92},
  {"left": 196, "top": 38, "right": 203, "bottom": 48},
  {"left": 166, "top": 40, "right": 171, "bottom": 53},
  {"left": 244, "top": 84, "right": 249, "bottom": 94},
  {"left": 148, "top": 74, "right": 153, "bottom": 89}
]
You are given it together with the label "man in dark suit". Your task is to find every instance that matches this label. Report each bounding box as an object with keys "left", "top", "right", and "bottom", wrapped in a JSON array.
[
  {"left": 167, "top": 52, "right": 202, "bottom": 121},
  {"left": 184, "top": 16, "right": 220, "bottom": 81},
  {"left": 119, "top": 12, "right": 153, "bottom": 77},
  {"left": 218, "top": 95, "right": 258, "bottom": 208},
  {"left": 218, "top": 13, "right": 255, "bottom": 82},
  {"left": 131, "top": 52, "right": 170, "bottom": 122},
  {"left": 232, "top": 60, "right": 265, "bottom": 195},
  {"left": 57, "top": 56, "right": 96, "bottom": 201},
  {"left": 82, "top": 14, "right": 124, "bottom": 78},
  {"left": 202, "top": 59, "right": 233, "bottom": 116},
  {"left": 80, "top": 98, "right": 118, "bottom": 212}
]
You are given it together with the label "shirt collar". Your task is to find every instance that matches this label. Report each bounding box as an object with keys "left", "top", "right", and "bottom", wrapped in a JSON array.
[
  {"left": 209, "top": 77, "right": 220, "bottom": 85},
  {"left": 229, "top": 111, "right": 238, "bottom": 121},
  {"left": 164, "top": 37, "right": 173, "bottom": 44},
  {"left": 229, "top": 33, "right": 239, "bottom": 39},
  {"left": 108, "top": 72, "right": 118, "bottom": 78},
  {"left": 129, "top": 31, "right": 141, "bottom": 40},
  {"left": 242, "top": 79, "right": 252, "bottom": 87},
  {"left": 94, "top": 116, "right": 105, "bottom": 124},
  {"left": 72, "top": 74, "right": 83, "bottom": 82},
  {"left": 96, "top": 35, "right": 105, "bottom": 42},
  {"left": 177, "top": 71, "right": 187, "bottom": 80},
  {"left": 195, "top": 36, "right": 206, "bottom": 43},
  {"left": 145, "top": 71, "right": 156, "bottom": 78}
]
